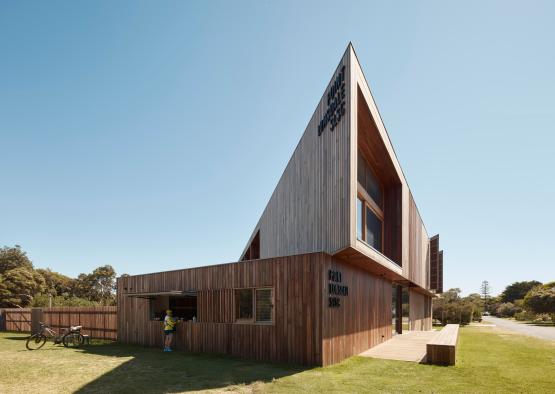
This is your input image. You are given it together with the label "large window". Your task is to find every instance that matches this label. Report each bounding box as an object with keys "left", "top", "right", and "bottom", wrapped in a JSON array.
[
  {"left": 357, "top": 152, "right": 384, "bottom": 252},
  {"left": 234, "top": 288, "right": 274, "bottom": 324}
]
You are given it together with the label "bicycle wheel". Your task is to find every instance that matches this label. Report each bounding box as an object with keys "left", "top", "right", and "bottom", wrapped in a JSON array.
[
  {"left": 62, "top": 332, "right": 84, "bottom": 348},
  {"left": 26, "top": 334, "right": 47, "bottom": 350}
]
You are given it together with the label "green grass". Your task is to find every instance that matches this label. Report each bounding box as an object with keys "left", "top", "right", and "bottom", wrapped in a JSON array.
[{"left": 1, "top": 326, "right": 554, "bottom": 393}]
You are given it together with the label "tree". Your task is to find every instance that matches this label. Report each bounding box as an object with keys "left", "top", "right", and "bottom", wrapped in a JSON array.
[
  {"left": 432, "top": 288, "right": 480, "bottom": 325},
  {"left": 524, "top": 283, "right": 555, "bottom": 324},
  {"left": 89, "top": 265, "right": 116, "bottom": 305},
  {"left": 36, "top": 268, "right": 75, "bottom": 297},
  {"left": 0, "top": 245, "right": 33, "bottom": 274},
  {"left": 480, "top": 281, "right": 491, "bottom": 312},
  {"left": 500, "top": 281, "right": 542, "bottom": 303},
  {"left": 72, "top": 265, "right": 117, "bottom": 305},
  {"left": 0, "top": 246, "right": 45, "bottom": 307},
  {"left": 0, "top": 266, "right": 45, "bottom": 307}
]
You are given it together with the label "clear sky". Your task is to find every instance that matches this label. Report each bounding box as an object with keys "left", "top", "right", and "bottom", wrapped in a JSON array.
[{"left": 1, "top": 1, "right": 554, "bottom": 296}]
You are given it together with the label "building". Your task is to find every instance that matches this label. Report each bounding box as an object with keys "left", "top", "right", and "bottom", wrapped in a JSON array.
[{"left": 117, "top": 43, "right": 444, "bottom": 366}]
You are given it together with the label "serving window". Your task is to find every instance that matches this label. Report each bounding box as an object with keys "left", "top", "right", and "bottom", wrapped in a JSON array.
[
  {"left": 234, "top": 288, "right": 274, "bottom": 324},
  {"left": 149, "top": 295, "right": 198, "bottom": 321}
]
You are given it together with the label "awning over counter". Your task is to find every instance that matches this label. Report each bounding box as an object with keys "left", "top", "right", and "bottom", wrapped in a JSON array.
[{"left": 124, "top": 290, "right": 197, "bottom": 299}]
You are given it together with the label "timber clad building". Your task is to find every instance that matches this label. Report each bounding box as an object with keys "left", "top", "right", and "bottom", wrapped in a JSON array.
[{"left": 117, "top": 44, "right": 444, "bottom": 366}]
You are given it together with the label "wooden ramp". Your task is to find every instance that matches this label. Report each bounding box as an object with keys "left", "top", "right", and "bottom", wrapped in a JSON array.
[{"left": 360, "top": 331, "right": 439, "bottom": 363}]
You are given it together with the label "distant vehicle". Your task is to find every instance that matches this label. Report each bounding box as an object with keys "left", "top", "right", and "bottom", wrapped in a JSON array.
[{"left": 482, "top": 312, "right": 490, "bottom": 316}]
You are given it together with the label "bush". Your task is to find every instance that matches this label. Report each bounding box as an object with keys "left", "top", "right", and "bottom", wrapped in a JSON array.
[
  {"left": 515, "top": 310, "right": 536, "bottom": 321},
  {"left": 31, "top": 294, "right": 101, "bottom": 307},
  {"left": 496, "top": 302, "right": 521, "bottom": 318}
]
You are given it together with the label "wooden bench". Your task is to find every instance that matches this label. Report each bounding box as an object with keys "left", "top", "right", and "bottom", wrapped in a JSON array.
[{"left": 426, "top": 324, "right": 459, "bottom": 365}]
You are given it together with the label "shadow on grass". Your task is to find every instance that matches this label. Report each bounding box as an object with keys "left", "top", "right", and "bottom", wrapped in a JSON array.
[
  {"left": 73, "top": 341, "right": 307, "bottom": 394},
  {"left": 2, "top": 335, "right": 30, "bottom": 341},
  {"left": 522, "top": 322, "right": 555, "bottom": 327}
]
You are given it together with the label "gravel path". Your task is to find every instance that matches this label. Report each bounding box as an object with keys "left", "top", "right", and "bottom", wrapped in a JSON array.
[{"left": 483, "top": 316, "right": 555, "bottom": 341}]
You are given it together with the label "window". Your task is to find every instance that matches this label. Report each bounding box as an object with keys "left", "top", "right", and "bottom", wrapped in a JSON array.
[
  {"left": 357, "top": 198, "right": 363, "bottom": 240},
  {"left": 149, "top": 295, "right": 197, "bottom": 321},
  {"left": 235, "top": 289, "right": 253, "bottom": 320},
  {"left": 358, "top": 150, "right": 383, "bottom": 206},
  {"left": 366, "top": 208, "right": 382, "bottom": 251},
  {"left": 169, "top": 296, "right": 197, "bottom": 320},
  {"left": 357, "top": 153, "right": 384, "bottom": 252},
  {"left": 255, "top": 288, "right": 274, "bottom": 323},
  {"left": 242, "top": 231, "right": 260, "bottom": 261},
  {"left": 235, "top": 287, "right": 274, "bottom": 324}
]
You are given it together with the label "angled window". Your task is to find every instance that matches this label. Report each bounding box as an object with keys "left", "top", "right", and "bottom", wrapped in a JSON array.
[{"left": 242, "top": 231, "right": 260, "bottom": 261}]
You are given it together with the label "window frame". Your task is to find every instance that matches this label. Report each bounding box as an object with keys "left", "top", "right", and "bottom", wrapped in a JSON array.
[{"left": 234, "top": 287, "right": 275, "bottom": 325}]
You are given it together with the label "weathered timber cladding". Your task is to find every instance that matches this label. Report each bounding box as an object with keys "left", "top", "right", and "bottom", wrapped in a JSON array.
[
  {"left": 438, "top": 250, "right": 444, "bottom": 294},
  {"left": 240, "top": 48, "right": 352, "bottom": 261},
  {"left": 118, "top": 252, "right": 399, "bottom": 366},
  {"left": 409, "top": 290, "right": 432, "bottom": 331},
  {"left": 407, "top": 192, "right": 430, "bottom": 289},
  {"left": 118, "top": 253, "right": 324, "bottom": 365},
  {"left": 321, "top": 257, "right": 392, "bottom": 366},
  {"left": 430, "top": 235, "right": 439, "bottom": 291}
]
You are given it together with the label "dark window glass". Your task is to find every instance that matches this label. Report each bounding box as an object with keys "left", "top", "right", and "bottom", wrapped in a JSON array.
[
  {"left": 357, "top": 198, "right": 363, "bottom": 240},
  {"left": 366, "top": 208, "right": 382, "bottom": 251},
  {"left": 169, "top": 296, "right": 197, "bottom": 320},
  {"left": 402, "top": 287, "right": 410, "bottom": 331},
  {"left": 255, "top": 289, "right": 273, "bottom": 323},
  {"left": 235, "top": 289, "right": 253, "bottom": 320},
  {"left": 358, "top": 153, "right": 382, "bottom": 207}
]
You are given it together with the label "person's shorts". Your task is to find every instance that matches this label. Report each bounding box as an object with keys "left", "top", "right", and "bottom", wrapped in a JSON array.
[{"left": 164, "top": 330, "right": 175, "bottom": 335}]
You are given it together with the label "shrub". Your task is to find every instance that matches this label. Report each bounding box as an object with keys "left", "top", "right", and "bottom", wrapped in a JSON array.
[
  {"left": 515, "top": 310, "right": 536, "bottom": 321},
  {"left": 496, "top": 302, "right": 521, "bottom": 318}
]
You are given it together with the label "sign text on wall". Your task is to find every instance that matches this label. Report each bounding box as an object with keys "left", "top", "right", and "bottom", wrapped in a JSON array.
[
  {"left": 328, "top": 269, "right": 348, "bottom": 308},
  {"left": 318, "top": 65, "right": 346, "bottom": 136}
]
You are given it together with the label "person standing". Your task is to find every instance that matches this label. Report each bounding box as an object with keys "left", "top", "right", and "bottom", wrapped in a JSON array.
[{"left": 162, "top": 309, "right": 177, "bottom": 352}]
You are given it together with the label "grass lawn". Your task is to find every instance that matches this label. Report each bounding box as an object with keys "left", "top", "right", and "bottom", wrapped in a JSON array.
[{"left": 1, "top": 325, "right": 554, "bottom": 393}]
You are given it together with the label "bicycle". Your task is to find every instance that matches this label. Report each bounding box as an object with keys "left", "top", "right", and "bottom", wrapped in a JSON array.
[{"left": 26, "top": 322, "right": 85, "bottom": 350}]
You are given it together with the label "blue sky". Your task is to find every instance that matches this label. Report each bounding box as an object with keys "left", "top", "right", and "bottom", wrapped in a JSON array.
[{"left": 1, "top": 1, "right": 554, "bottom": 296}]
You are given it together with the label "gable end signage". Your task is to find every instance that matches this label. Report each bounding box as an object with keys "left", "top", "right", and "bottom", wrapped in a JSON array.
[{"left": 318, "top": 65, "right": 346, "bottom": 136}]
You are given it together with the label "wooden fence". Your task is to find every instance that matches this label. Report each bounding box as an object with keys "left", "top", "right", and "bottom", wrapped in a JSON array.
[
  {"left": 0, "top": 306, "right": 117, "bottom": 340},
  {"left": 0, "top": 308, "right": 32, "bottom": 332}
]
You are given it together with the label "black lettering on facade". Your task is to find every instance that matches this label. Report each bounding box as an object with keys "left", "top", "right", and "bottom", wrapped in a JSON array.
[
  {"left": 328, "top": 269, "right": 348, "bottom": 308},
  {"left": 318, "top": 65, "right": 346, "bottom": 136}
]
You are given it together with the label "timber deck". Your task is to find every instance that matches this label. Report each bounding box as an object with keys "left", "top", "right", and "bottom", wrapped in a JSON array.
[{"left": 359, "top": 330, "right": 439, "bottom": 363}]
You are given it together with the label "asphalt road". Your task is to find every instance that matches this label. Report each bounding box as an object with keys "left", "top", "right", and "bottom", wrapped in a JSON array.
[{"left": 483, "top": 316, "right": 555, "bottom": 341}]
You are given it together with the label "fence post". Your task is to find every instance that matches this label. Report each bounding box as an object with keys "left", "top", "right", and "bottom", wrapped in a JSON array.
[
  {"left": 0, "top": 309, "right": 5, "bottom": 331},
  {"left": 31, "top": 308, "right": 44, "bottom": 334}
]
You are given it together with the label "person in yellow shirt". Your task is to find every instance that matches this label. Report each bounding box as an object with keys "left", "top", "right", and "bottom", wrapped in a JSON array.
[{"left": 162, "top": 309, "right": 177, "bottom": 352}]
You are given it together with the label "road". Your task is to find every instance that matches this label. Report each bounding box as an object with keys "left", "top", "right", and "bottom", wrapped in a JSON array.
[{"left": 483, "top": 316, "right": 555, "bottom": 341}]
